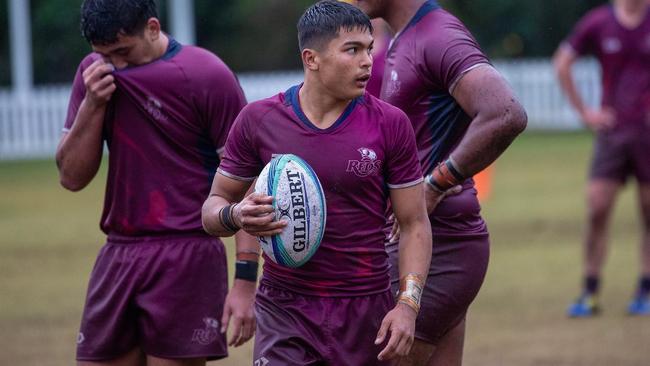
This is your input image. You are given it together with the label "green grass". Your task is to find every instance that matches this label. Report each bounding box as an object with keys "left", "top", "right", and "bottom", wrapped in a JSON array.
[{"left": 1, "top": 132, "right": 648, "bottom": 365}]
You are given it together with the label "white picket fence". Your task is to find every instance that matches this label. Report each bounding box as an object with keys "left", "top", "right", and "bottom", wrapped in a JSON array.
[{"left": 0, "top": 58, "right": 600, "bottom": 160}]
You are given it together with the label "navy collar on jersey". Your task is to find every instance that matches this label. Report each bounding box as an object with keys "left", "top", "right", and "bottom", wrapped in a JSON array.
[
  {"left": 390, "top": 0, "right": 440, "bottom": 50},
  {"left": 162, "top": 36, "right": 182, "bottom": 60},
  {"left": 285, "top": 84, "right": 360, "bottom": 133}
]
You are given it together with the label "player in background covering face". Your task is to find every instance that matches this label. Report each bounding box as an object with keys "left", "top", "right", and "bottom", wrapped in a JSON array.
[
  {"left": 56, "top": 0, "right": 248, "bottom": 364},
  {"left": 355, "top": 0, "right": 528, "bottom": 365},
  {"left": 202, "top": 1, "right": 432, "bottom": 364}
]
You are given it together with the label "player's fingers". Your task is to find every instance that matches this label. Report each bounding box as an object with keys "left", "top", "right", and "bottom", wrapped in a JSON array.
[
  {"left": 377, "top": 329, "right": 400, "bottom": 361},
  {"left": 228, "top": 315, "right": 243, "bottom": 347},
  {"left": 240, "top": 211, "right": 275, "bottom": 226},
  {"left": 240, "top": 203, "right": 275, "bottom": 216},
  {"left": 394, "top": 330, "right": 413, "bottom": 357},
  {"left": 375, "top": 317, "right": 390, "bottom": 345},
  {"left": 236, "top": 317, "right": 255, "bottom": 347},
  {"left": 87, "top": 63, "right": 114, "bottom": 84},
  {"left": 445, "top": 185, "right": 463, "bottom": 197},
  {"left": 82, "top": 59, "right": 105, "bottom": 79},
  {"left": 248, "top": 226, "right": 286, "bottom": 237},
  {"left": 248, "top": 192, "right": 274, "bottom": 204},
  {"left": 220, "top": 303, "right": 232, "bottom": 334}
]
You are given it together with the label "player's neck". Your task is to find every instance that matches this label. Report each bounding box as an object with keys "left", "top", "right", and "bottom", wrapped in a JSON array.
[
  {"left": 614, "top": 0, "right": 648, "bottom": 29},
  {"left": 298, "top": 82, "right": 352, "bottom": 130},
  {"left": 382, "top": 0, "right": 427, "bottom": 35},
  {"left": 152, "top": 33, "right": 170, "bottom": 60}
]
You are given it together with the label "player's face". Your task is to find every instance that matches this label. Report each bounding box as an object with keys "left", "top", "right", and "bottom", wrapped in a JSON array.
[
  {"left": 355, "top": 0, "right": 388, "bottom": 19},
  {"left": 318, "top": 28, "right": 374, "bottom": 99},
  {"left": 91, "top": 32, "right": 157, "bottom": 70}
]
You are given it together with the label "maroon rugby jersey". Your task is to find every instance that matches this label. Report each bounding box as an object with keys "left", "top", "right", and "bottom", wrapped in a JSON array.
[
  {"left": 218, "top": 85, "right": 423, "bottom": 296},
  {"left": 565, "top": 4, "right": 650, "bottom": 130},
  {"left": 64, "top": 39, "right": 246, "bottom": 237},
  {"left": 381, "top": 0, "right": 488, "bottom": 234}
]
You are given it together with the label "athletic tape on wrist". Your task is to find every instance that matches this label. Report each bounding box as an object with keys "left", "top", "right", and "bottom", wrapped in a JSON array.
[{"left": 398, "top": 273, "right": 424, "bottom": 314}]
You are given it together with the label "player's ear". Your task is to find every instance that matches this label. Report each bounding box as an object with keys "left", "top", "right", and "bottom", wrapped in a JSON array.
[
  {"left": 302, "top": 48, "right": 320, "bottom": 71},
  {"left": 145, "top": 17, "right": 161, "bottom": 41}
]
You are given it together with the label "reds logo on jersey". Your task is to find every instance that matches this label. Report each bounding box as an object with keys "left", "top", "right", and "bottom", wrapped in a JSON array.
[{"left": 346, "top": 147, "right": 382, "bottom": 177}]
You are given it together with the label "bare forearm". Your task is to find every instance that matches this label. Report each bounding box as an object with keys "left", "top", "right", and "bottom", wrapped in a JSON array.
[
  {"left": 450, "top": 101, "right": 527, "bottom": 177},
  {"left": 398, "top": 216, "right": 432, "bottom": 281},
  {"left": 446, "top": 66, "right": 527, "bottom": 178},
  {"left": 55, "top": 99, "right": 106, "bottom": 191}
]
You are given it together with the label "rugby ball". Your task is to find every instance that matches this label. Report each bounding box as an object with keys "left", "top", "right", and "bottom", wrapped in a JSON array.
[{"left": 254, "top": 154, "right": 326, "bottom": 268}]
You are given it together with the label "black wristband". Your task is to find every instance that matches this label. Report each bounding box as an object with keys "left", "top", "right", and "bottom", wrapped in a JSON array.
[
  {"left": 445, "top": 158, "right": 465, "bottom": 182},
  {"left": 220, "top": 204, "right": 239, "bottom": 232},
  {"left": 235, "top": 260, "right": 258, "bottom": 282}
]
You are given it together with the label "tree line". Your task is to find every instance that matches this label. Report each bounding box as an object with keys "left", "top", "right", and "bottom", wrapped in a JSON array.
[{"left": 0, "top": 0, "right": 608, "bottom": 86}]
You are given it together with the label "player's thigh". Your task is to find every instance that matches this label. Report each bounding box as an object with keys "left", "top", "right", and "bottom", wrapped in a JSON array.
[
  {"left": 426, "top": 318, "right": 466, "bottom": 366},
  {"left": 146, "top": 355, "right": 205, "bottom": 366},
  {"left": 589, "top": 132, "right": 629, "bottom": 185},
  {"left": 586, "top": 179, "right": 622, "bottom": 217},
  {"left": 253, "top": 285, "right": 324, "bottom": 365},
  {"left": 390, "top": 234, "right": 488, "bottom": 344},
  {"left": 136, "top": 237, "right": 229, "bottom": 361},
  {"left": 78, "top": 347, "right": 145, "bottom": 366}
]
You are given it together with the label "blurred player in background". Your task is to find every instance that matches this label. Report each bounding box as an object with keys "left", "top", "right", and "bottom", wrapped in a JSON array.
[
  {"left": 554, "top": 0, "right": 650, "bottom": 317},
  {"left": 56, "top": 0, "right": 249, "bottom": 364},
  {"left": 355, "top": 0, "right": 528, "bottom": 365},
  {"left": 203, "top": 1, "right": 432, "bottom": 364}
]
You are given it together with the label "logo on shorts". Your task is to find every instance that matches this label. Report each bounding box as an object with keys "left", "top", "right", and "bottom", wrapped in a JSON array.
[
  {"left": 254, "top": 357, "right": 270, "bottom": 366},
  {"left": 191, "top": 317, "right": 220, "bottom": 345},
  {"left": 346, "top": 147, "right": 382, "bottom": 177},
  {"left": 77, "top": 332, "right": 85, "bottom": 344},
  {"left": 144, "top": 96, "right": 169, "bottom": 122}
]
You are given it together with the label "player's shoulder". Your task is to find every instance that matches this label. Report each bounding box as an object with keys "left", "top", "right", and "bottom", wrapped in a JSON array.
[
  {"left": 414, "top": 8, "right": 476, "bottom": 50},
  {"left": 237, "top": 93, "right": 285, "bottom": 125},
  {"left": 360, "top": 93, "right": 410, "bottom": 125},
  {"left": 417, "top": 8, "right": 467, "bottom": 36},
  {"left": 175, "top": 45, "right": 237, "bottom": 80},
  {"left": 579, "top": 4, "right": 612, "bottom": 26}
]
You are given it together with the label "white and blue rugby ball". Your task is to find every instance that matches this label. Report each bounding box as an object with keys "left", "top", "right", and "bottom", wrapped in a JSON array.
[{"left": 254, "top": 154, "right": 326, "bottom": 268}]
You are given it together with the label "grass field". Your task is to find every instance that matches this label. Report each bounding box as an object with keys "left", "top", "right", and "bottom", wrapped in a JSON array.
[{"left": 1, "top": 132, "right": 649, "bottom": 365}]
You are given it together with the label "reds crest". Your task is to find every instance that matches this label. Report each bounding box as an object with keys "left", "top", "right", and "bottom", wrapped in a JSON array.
[{"left": 346, "top": 147, "right": 382, "bottom": 177}]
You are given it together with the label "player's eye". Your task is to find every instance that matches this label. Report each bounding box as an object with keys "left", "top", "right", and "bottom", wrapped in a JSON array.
[{"left": 346, "top": 47, "right": 358, "bottom": 54}]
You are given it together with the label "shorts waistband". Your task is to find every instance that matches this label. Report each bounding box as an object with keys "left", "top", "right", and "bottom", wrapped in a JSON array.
[{"left": 107, "top": 231, "right": 216, "bottom": 245}]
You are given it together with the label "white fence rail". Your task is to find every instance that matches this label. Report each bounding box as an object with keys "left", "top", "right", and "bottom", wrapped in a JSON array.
[{"left": 0, "top": 59, "right": 600, "bottom": 160}]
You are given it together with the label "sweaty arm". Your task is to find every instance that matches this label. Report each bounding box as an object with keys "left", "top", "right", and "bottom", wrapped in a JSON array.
[
  {"left": 447, "top": 65, "right": 527, "bottom": 177},
  {"left": 56, "top": 59, "right": 116, "bottom": 191},
  {"left": 376, "top": 183, "right": 432, "bottom": 361}
]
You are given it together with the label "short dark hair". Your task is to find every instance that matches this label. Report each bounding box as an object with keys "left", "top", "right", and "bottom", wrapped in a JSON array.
[
  {"left": 298, "top": 0, "right": 373, "bottom": 51},
  {"left": 80, "top": 0, "right": 158, "bottom": 45}
]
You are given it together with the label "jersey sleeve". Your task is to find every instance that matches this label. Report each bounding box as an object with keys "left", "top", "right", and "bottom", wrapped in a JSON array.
[
  {"left": 422, "top": 16, "right": 490, "bottom": 93},
  {"left": 385, "top": 110, "right": 423, "bottom": 189},
  {"left": 565, "top": 10, "right": 600, "bottom": 56},
  {"left": 216, "top": 104, "right": 262, "bottom": 181},
  {"left": 63, "top": 56, "right": 97, "bottom": 132}
]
